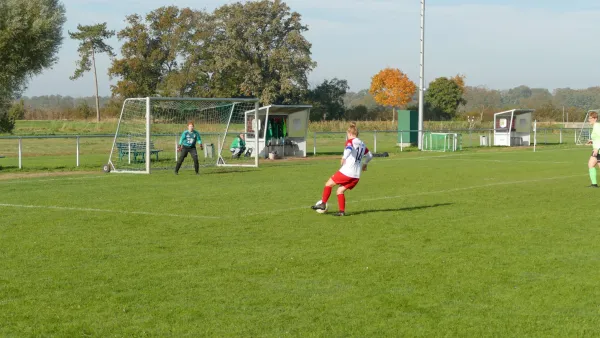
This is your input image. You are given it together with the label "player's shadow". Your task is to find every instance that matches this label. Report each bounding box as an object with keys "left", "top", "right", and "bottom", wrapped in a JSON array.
[{"left": 348, "top": 202, "right": 453, "bottom": 216}]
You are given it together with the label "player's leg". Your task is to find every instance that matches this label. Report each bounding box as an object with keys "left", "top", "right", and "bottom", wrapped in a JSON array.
[
  {"left": 335, "top": 186, "right": 348, "bottom": 216},
  {"left": 174, "top": 147, "right": 189, "bottom": 174},
  {"left": 190, "top": 147, "right": 199, "bottom": 174},
  {"left": 312, "top": 176, "right": 337, "bottom": 210},
  {"left": 588, "top": 154, "right": 598, "bottom": 187},
  {"left": 589, "top": 154, "right": 598, "bottom": 186}
]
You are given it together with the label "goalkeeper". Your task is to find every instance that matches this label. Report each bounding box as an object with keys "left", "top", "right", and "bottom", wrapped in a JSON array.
[
  {"left": 175, "top": 121, "right": 203, "bottom": 175},
  {"left": 586, "top": 111, "right": 600, "bottom": 187},
  {"left": 230, "top": 133, "right": 246, "bottom": 158}
]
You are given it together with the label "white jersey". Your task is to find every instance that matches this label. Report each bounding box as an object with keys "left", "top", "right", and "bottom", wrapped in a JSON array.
[{"left": 339, "top": 138, "right": 373, "bottom": 178}]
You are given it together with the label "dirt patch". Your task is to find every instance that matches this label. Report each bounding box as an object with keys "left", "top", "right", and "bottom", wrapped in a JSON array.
[{"left": 0, "top": 171, "right": 100, "bottom": 181}]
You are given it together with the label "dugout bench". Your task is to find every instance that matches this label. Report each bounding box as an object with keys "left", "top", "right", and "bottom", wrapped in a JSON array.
[{"left": 116, "top": 141, "right": 162, "bottom": 163}]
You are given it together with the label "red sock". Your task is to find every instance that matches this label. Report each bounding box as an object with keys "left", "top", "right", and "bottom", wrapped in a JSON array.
[
  {"left": 322, "top": 186, "right": 332, "bottom": 203},
  {"left": 337, "top": 194, "right": 345, "bottom": 212}
]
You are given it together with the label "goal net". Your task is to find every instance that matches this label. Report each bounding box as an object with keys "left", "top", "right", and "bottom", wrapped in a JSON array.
[
  {"left": 108, "top": 97, "right": 259, "bottom": 173},
  {"left": 422, "top": 132, "right": 461, "bottom": 152}
]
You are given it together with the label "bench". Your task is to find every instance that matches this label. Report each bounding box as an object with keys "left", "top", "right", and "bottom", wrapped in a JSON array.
[{"left": 116, "top": 141, "right": 162, "bottom": 162}]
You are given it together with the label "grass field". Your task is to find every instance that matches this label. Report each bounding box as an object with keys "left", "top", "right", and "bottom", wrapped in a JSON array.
[{"left": 2, "top": 146, "right": 600, "bottom": 336}]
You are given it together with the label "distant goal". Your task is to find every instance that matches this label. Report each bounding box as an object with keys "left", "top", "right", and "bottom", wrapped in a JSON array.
[
  {"left": 107, "top": 97, "right": 260, "bottom": 173},
  {"left": 422, "top": 132, "right": 462, "bottom": 152}
]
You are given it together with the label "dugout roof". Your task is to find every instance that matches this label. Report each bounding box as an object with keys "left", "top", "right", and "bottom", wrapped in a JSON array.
[
  {"left": 244, "top": 104, "right": 312, "bottom": 115},
  {"left": 493, "top": 109, "right": 534, "bottom": 118}
]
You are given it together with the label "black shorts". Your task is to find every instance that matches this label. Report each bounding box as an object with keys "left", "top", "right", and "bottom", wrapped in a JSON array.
[{"left": 591, "top": 151, "right": 600, "bottom": 160}]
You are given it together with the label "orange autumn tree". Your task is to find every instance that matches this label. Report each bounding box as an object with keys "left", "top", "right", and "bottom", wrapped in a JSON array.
[{"left": 369, "top": 68, "right": 417, "bottom": 122}]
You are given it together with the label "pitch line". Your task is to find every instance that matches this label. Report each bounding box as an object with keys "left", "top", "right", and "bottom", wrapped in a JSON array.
[
  {"left": 240, "top": 173, "right": 586, "bottom": 217},
  {"left": 0, "top": 175, "right": 109, "bottom": 184},
  {"left": 0, "top": 203, "right": 221, "bottom": 220}
]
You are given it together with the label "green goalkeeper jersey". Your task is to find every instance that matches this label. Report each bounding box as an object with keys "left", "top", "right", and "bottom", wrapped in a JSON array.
[
  {"left": 592, "top": 123, "right": 600, "bottom": 150},
  {"left": 230, "top": 137, "right": 245, "bottom": 148},
  {"left": 179, "top": 130, "right": 202, "bottom": 147}
]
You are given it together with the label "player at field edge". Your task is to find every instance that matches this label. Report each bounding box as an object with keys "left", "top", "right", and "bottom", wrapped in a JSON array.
[
  {"left": 175, "top": 121, "right": 203, "bottom": 175},
  {"left": 230, "top": 133, "right": 246, "bottom": 158},
  {"left": 311, "top": 122, "right": 373, "bottom": 216},
  {"left": 586, "top": 111, "right": 600, "bottom": 187}
]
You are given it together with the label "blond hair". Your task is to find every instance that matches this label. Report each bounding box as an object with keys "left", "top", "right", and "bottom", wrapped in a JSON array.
[
  {"left": 590, "top": 112, "right": 598, "bottom": 119},
  {"left": 347, "top": 122, "right": 358, "bottom": 137}
]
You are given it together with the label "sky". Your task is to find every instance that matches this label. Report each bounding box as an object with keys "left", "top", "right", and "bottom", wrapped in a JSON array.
[{"left": 23, "top": 0, "right": 600, "bottom": 97}]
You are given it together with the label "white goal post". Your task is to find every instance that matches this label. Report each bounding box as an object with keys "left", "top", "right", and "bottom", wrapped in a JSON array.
[{"left": 107, "top": 97, "right": 260, "bottom": 173}]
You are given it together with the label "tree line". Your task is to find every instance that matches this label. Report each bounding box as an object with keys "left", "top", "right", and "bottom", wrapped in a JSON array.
[{"left": 1, "top": 0, "right": 597, "bottom": 134}]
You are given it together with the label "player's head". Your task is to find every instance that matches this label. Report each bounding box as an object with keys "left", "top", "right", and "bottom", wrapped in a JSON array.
[
  {"left": 347, "top": 122, "right": 358, "bottom": 138},
  {"left": 589, "top": 112, "right": 598, "bottom": 123},
  {"left": 239, "top": 133, "right": 245, "bottom": 139},
  {"left": 187, "top": 121, "right": 195, "bottom": 131}
]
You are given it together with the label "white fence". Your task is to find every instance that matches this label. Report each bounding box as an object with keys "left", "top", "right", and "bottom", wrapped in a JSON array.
[{"left": 0, "top": 128, "right": 583, "bottom": 170}]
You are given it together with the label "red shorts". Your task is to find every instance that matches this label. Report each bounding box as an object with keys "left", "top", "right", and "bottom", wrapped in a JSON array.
[{"left": 331, "top": 171, "right": 359, "bottom": 190}]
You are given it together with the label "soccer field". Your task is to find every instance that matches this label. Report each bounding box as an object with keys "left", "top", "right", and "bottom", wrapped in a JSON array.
[{"left": 2, "top": 146, "right": 600, "bottom": 336}]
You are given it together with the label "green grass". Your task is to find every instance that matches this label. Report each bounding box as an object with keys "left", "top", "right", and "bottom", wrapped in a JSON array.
[{"left": 2, "top": 147, "right": 600, "bottom": 336}]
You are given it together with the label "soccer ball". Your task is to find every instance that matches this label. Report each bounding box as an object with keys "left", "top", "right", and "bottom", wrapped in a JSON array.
[
  {"left": 102, "top": 164, "right": 111, "bottom": 173},
  {"left": 314, "top": 200, "right": 328, "bottom": 214}
]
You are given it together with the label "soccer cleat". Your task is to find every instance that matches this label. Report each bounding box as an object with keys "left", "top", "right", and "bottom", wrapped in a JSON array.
[
  {"left": 174, "top": 171, "right": 178, "bottom": 175},
  {"left": 588, "top": 184, "right": 598, "bottom": 188},
  {"left": 311, "top": 202, "right": 327, "bottom": 210},
  {"left": 334, "top": 211, "right": 346, "bottom": 216}
]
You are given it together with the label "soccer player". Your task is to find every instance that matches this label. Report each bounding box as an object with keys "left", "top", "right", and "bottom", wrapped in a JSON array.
[
  {"left": 586, "top": 111, "right": 600, "bottom": 187},
  {"left": 311, "top": 122, "right": 373, "bottom": 216},
  {"left": 175, "top": 121, "right": 203, "bottom": 175},
  {"left": 230, "top": 133, "right": 246, "bottom": 158}
]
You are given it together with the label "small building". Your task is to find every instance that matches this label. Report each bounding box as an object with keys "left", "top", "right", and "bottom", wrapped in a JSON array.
[
  {"left": 493, "top": 109, "right": 534, "bottom": 146},
  {"left": 244, "top": 105, "right": 312, "bottom": 158}
]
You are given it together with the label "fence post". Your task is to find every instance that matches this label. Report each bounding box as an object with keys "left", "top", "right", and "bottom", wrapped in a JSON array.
[
  {"left": 400, "top": 131, "right": 403, "bottom": 152},
  {"left": 175, "top": 136, "right": 178, "bottom": 162},
  {"left": 76, "top": 136, "right": 80, "bottom": 167},
  {"left": 18, "top": 137, "right": 22, "bottom": 169},
  {"left": 488, "top": 129, "right": 491, "bottom": 147},
  {"left": 559, "top": 128, "right": 562, "bottom": 144},
  {"left": 374, "top": 131, "right": 377, "bottom": 153},
  {"left": 313, "top": 132, "right": 317, "bottom": 156}
]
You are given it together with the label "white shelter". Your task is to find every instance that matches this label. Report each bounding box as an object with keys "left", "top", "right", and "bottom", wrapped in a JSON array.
[
  {"left": 493, "top": 109, "right": 534, "bottom": 146},
  {"left": 244, "top": 105, "right": 312, "bottom": 158}
]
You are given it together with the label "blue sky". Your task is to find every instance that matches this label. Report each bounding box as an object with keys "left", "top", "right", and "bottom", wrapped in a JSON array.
[{"left": 23, "top": 0, "right": 600, "bottom": 97}]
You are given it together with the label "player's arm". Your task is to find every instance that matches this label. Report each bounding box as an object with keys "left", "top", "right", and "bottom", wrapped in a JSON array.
[
  {"left": 362, "top": 148, "right": 373, "bottom": 171},
  {"left": 178, "top": 131, "right": 186, "bottom": 146},
  {"left": 340, "top": 145, "right": 353, "bottom": 165}
]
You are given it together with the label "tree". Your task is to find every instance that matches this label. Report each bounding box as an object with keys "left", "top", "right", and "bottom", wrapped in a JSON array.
[
  {"left": 207, "top": 0, "right": 316, "bottom": 104},
  {"left": 451, "top": 74, "right": 466, "bottom": 93},
  {"left": 369, "top": 68, "right": 417, "bottom": 122},
  {"left": 69, "top": 23, "right": 115, "bottom": 122},
  {"left": 343, "top": 89, "right": 379, "bottom": 111},
  {"left": 425, "top": 77, "right": 465, "bottom": 120},
  {"left": 307, "top": 78, "right": 349, "bottom": 121},
  {"left": 0, "top": 0, "right": 66, "bottom": 132},
  {"left": 461, "top": 86, "right": 501, "bottom": 121},
  {"left": 345, "top": 105, "right": 369, "bottom": 121},
  {"left": 109, "top": 7, "right": 211, "bottom": 98},
  {"left": 8, "top": 99, "right": 26, "bottom": 120},
  {"left": 501, "top": 85, "right": 532, "bottom": 106}
]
